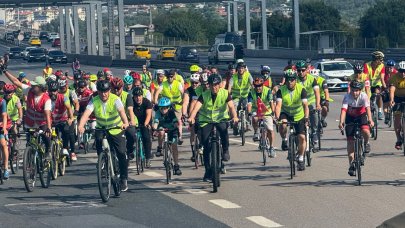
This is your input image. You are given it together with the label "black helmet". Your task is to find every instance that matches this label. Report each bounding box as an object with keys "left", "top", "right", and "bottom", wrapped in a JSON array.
[
  {"left": 77, "top": 80, "right": 87, "bottom": 88},
  {"left": 353, "top": 62, "right": 364, "bottom": 73},
  {"left": 96, "top": 80, "right": 111, "bottom": 92},
  {"left": 97, "top": 70, "right": 105, "bottom": 79},
  {"left": 208, "top": 74, "right": 222, "bottom": 85},
  {"left": 74, "top": 73, "right": 82, "bottom": 81},
  {"left": 236, "top": 62, "right": 246, "bottom": 69},
  {"left": 350, "top": 80, "right": 364, "bottom": 90},
  {"left": 228, "top": 64, "right": 236, "bottom": 70},
  {"left": 132, "top": 87, "right": 143, "bottom": 97},
  {"left": 47, "top": 80, "right": 59, "bottom": 92}
]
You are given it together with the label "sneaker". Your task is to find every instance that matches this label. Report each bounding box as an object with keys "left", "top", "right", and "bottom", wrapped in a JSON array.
[
  {"left": 364, "top": 143, "right": 371, "bottom": 153},
  {"left": 321, "top": 119, "right": 327, "bottom": 128},
  {"left": 253, "top": 133, "right": 259, "bottom": 142},
  {"left": 174, "top": 165, "right": 182, "bottom": 176},
  {"left": 178, "top": 137, "right": 183, "bottom": 145},
  {"left": 70, "top": 152, "right": 77, "bottom": 161},
  {"left": 120, "top": 179, "right": 128, "bottom": 192},
  {"left": 145, "top": 159, "right": 151, "bottom": 168},
  {"left": 348, "top": 163, "right": 356, "bottom": 176},
  {"left": 297, "top": 160, "right": 305, "bottom": 171},
  {"left": 128, "top": 152, "right": 135, "bottom": 160},
  {"left": 155, "top": 147, "right": 162, "bottom": 157},
  {"left": 62, "top": 149, "right": 69, "bottom": 156},
  {"left": 3, "top": 169, "right": 9, "bottom": 180},
  {"left": 281, "top": 140, "right": 288, "bottom": 151},
  {"left": 384, "top": 117, "right": 389, "bottom": 125},
  {"left": 203, "top": 170, "right": 212, "bottom": 182},
  {"left": 222, "top": 150, "right": 230, "bottom": 162},
  {"left": 378, "top": 111, "right": 384, "bottom": 120},
  {"left": 395, "top": 141, "right": 402, "bottom": 150},
  {"left": 269, "top": 147, "right": 276, "bottom": 158}
]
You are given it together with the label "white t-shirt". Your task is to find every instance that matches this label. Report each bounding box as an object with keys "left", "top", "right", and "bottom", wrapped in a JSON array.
[
  {"left": 22, "top": 84, "right": 51, "bottom": 111},
  {"left": 86, "top": 96, "right": 124, "bottom": 114}
]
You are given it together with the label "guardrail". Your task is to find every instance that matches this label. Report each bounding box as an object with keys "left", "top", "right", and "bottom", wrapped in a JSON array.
[{"left": 66, "top": 54, "right": 113, "bottom": 67}]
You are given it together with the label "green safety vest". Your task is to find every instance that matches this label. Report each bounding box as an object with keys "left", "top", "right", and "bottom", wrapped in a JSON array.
[
  {"left": 141, "top": 72, "right": 152, "bottom": 88},
  {"left": 199, "top": 88, "right": 230, "bottom": 127},
  {"left": 6, "top": 94, "right": 20, "bottom": 121},
  {"left": 195, "top": 86, "right": 206, "bottom": 97},
  {"left": 280, "top": 83, "right": 305, "bottom": 121},
  {"left": 365, "top": 62, "right": 384, "bottom": 87},
  {"left": 119, "top": 90, "right": 139, "bottom": 127},
  {"left": 298, "top": 74, "right": 316, "bottom": 105},
  {"left": 316, "top": 76, "right": 326, "bottom": 100},
  {"left": 231, "top": 72, "right": 251, "bottom": 100},
  {"left": 93, "top": 93, "right": 123, "bottom": 135},
  {"left": 250, "top": 86, "right": 273, "bottom": 115},
  {"left": 161, "top": 80, "right": 182, "bottom": 110}
]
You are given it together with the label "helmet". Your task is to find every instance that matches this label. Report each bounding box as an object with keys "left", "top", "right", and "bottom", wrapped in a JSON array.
[
  {"left": 74, "top": 73, "right": 82, "bottom": 81},
  {"left": 398, "top": 61, "right": 405, "bottom": 70},
  {"left": 236, "top": 62, "right": 246, "bottom": 69},
  {"left": 208, "top": 74, "right": 222, "bottom": 85},
  {"left": 295, "top": 60, "right": 307, "bottom": 69},
  {"left": 3, "top": 84, "right": 16, "bottom": 93},
  {"left": 77, "top": 80, "right": 87, "bottom": 88},
  {"left": 59, "top": 75, "right": 67, "bottom": 81},
  {"left": 158, "top": 97, "right": 171, "bottom": 107},
  {"left": 350, "top": 80, "right": 364, "bottom": 90},
  {"left": 253, "top": 76, "right": 264, "bottom": 86},
  {"left": 111, "top": 78, "right": 124, "bottom": 89},
  {"left": 190, "top": 65, "right": 200, "bottom": 73},
  {"left": 284, "top": 69, "right": 297, "bottom": 79},
  {"left": 131, "top": 72, "right": 141, "bottom": 80},
  {"left": 261, "top": 65, "right": 271, "bottom": 73},
  {"left": 201, "top": 72, "right": 209, "bottom": 83},
  {"left": 96, "top": 80, "right": 111, "bottom": 92},
  {"left": 236, "top": 59, "right": 244, "bottom": 63},
  {"left": 103, "top": 68, "right": 110, "bottom": 73},
  {"left": 47, "top": 81, "right": 59, "bottom": 92},
  {"left": 386, "top": 59, "right": 396, "bottom": 67},
  {"left": 58, "top": 79, "right": 67, "bottom": 88},
  {"left": 125, "top": 70, "right": 131, "bottom": 76},
  {"left": 353, "top": 62, "right": 364, "bottom": 72},
  {"left": 97, "top": 70, "right": 104, "bottom": 79},
  {"left": 83, "top": 74, "right": 90, "bottom": 80},
  {"left": 228, "top": 64, "right": 236, "bottom": 70},
  {"left": 123, "top": 75, "right": 134, "bottom": 85},
  {"left": 309, "top": 69, "right": 320, "bottom": 76},
  {"left": 190, "top": 73, "right": 200, "bottom": 83},
  {"left": 372, "top": 51, "right": 384, "bottom": 60},
  {"left": 47, "top": 74, "right": 57, "bottom": 82},
  {"left": 54, "top": 71, "right": 62, "bottom": 77},
  {"left": 18, "top": 72, "right": 26, "bottom": 78},
  {"left": 90, "top": 74, "right": 97, "bottom": 81},
  {"left": 156, "top": 69, "right": 165, "bottom": 75},
  {"left": 132, "top": 87, "right": 143, "bottom": 97}
]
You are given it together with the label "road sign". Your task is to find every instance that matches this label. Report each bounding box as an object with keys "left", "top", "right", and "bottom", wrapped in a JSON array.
[{"left": 17, "top": 34, "right": 24, "bottom": 41}]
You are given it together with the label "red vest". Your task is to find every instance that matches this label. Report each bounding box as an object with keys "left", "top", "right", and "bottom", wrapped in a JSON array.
[
  {"left": 52, "top": 93, "right": 68, "bottom": 123},
  {"left": 0, "top": 98, "right": 11, "bottom": 129},
  {"left": 77, "top": 88, "right": 93, "bottom": 107},
  {"left": 25, "top": 90, "right": 50, "bottom": 127}
]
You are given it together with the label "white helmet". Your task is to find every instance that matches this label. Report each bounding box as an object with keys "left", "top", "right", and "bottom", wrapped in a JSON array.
[
  {"left": 236, "top": 59, "right": 244, "bottom": 64},
  {"left": 190, "top": 73, "right": 200, "bottom": 83},
  {"left": 201, "top": 72, "right": 209, "bottom": 82},
  {"left": 398, "top": 61, "right": 405, "bottom": 70},
  {"left": 125, "top": 70, "right": 131, "bottom": 76},
  {"left": 309, "top": 69, "right": 320, "bottom": 76},
  {"left": 156, "top": 69, "right": 165, "bottom": 75},
  {"left": 48, "top": 74, "right": 57, "bottom": 82}
]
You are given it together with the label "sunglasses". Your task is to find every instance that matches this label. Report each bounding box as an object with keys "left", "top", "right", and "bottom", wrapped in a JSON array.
[
  {"left": 160, "top": 106, "right": 169, "bottom": 110},
  {"left": 167, "top": 75, "right": 175, "bottom": 78},
  {"left": 297, "top": 69, "right": 306, "bottom": 72},
  {"left": 192, "top": 82, "right": 199, "bottom": 85}
]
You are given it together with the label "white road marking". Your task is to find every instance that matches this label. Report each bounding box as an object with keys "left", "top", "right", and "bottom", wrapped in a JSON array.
[
  {"left": 229, "top": 138, "right": 258, "bottom": 146},
  {"left": 400, "top": 173, "right": 405, "bottom": 176},
  {"left": 184, "top": 189, "right": 209, "bottom": 194},
  {"left": 143, "top": 171, "right": 164, "bottom": 177},
  {"left": 246, "top": 216, "right": 283, "bottom": 227},
  {"left": 209, "top": 199, "right": 241, "bottom": 209}
]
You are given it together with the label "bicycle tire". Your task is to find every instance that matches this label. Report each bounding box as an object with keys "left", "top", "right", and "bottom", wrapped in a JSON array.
[
  {"left": 51, "top": 140, "right": 58, "bottom": 180},
  {"left": 211, "top": 139, "right": 219, "bottom": 193},
  {"left": 373, "top": 114, "right": 378, "bottom": 140},
  {"left": 402, "top": 115, "right": 405, "bottom": 156},
  {"left": 192, "top": 145, "right": 199, "bottom": 169},
  {"left": 39, "top": 152, "right": 52, "bottom": 189},
  {"left": 355, "top": 138, "right": 362, "bottom": 186},
  {"left": 306, "top": 128, "right": 312, "bottom": 167},
  {"left": 139, "top": 138, "right": 145, "bottom": 173},
  {"left": 84, "top": 133, "right": 90, "bottom": 154},
  {"left": 23, "top": 146, "right": 36, "bottom": 192},
  {"left": 288, "top": 134, "right": 295, "bottom": 179},
  {"left": 241, "top": 113, "right": 245, "bottom": 146},
  {"left": 164, "top": 143, "right": 171, "bottom": 184},
  {"left": 260, "top": 131, "right": 266, "bottom": 166},
  {"left": 97, "top": 152, "right": 111, "bottom": 203},
  {"left": 58, "top": 156, "right": 66, "bottom": 176},
  {"left": 317, "top": 117, "right": 322, "bottom": 151},
  {"left": 112, "top": 155, "right": 121, "bottom": 197},
  {"left": 10, "top": 140, "right": 19, "bottom": 174},
  {"left": 0, "top": 168, "right": 3, "bottom": 185}
]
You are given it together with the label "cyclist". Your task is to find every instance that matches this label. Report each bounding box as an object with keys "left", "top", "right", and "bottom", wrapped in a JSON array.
[
  {"left": 188, "top": 74, "right": 238, "bottom": 181},
  {"left": 83, "top": 73, "right": 97, "bottom": 92},
  {"left": 78, "top": 80, "right": 130, "bottom": 191},
  {"left": 339, "top": 80, "right": 374, "bottom": 176},
  {"left": 274, "top": 70, "right": 309, "bottom": 171},
  {"left": 247, "top": 75, "right": 275, "bottom": 157},
  {"left": 132, "top": 87, "right": 153, "bottom": 167},
  {"left": 350, "top": 62, "right": 371, "bottom": 97},
  {"left": 228, "top": 62, "right": 253, "bottom": 135},
  {"left": 43, "top": 63, "right": 53, "bottom": 80},
  {"left": 384, "top": 59, "right": 397, "bottom": 124},
  {"left": 296, "top": 60, "right": 321, "bottom": 146},
  {"left": 224, "top": 64, "right": 236, "bottom": 90},
  {"left": 0, "top": 84, "right": 10, "bottom": 179},
  {"left": 389, "top": 61, "right": 405, "bottom": 149},
  {"left": 261, "top": 65, "right": 277, "bottom": 92},
  {"left": 186, "top": 65, "right": 201, "bottom": 90},
  {"left": 364, "top": 51, "right": 386, "bottom": 120},
  {"left": 310, "top": 68, "right": 331, "bottom": 127},
  {"left": 89, "top": 74, "right": 98, "bottom": 86},
  {"left": 153, "top": 97, "right": 182, "bottom": 175},
  {"left": 48, "top": 80, "right": 74, "bottom": 157},
  {"left": 133, "top": 78, "right": 152, "bottom": 101},
  {"left": 72, "top": 58, "right": 80, "bottom": 73},
  {"left": 76, "top": 79, "right": 95, "bottom": 149},
  {"left": 151, "top": 69, "right": 166, "bottom": 101},
  {"left": 123, "top": 74, "right": 134, "bottom": 94},
  {"left": 4, "top": 84, "right": 23, "bottom": 134},
  {"left": 140, "top": 65, "right": 153, "bottom": 90},
  {"left": 154, "top": 70, "right": 184, "bottom": 144}
]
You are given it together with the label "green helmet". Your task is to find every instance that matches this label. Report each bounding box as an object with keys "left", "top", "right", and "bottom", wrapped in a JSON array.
[
  {"left": 295, "top": 60, "right": 307, "bottom": 69},
  {"left": 284, "top": 69, "right": 297, "bottom": 79}
]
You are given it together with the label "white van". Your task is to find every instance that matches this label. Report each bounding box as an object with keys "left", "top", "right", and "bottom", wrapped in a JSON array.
[{"left": 208, "top": 43, "right": 235, "bottom": 64}]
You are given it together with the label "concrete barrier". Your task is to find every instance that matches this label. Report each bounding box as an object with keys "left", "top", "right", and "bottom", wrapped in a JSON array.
[
  {"left": 111, "top": 59, "right": 147, "bottom": 68},
  {"left": 66, "top": 54, "right": 113, "bottom": 67}
]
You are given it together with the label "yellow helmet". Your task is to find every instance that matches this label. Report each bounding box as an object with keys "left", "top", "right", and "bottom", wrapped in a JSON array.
[
  {"left": 90, "top": 74, "right": 98, "bottom": 82},
  {"left": 190, "top": 64, "right": 200, "bottom": 73}
]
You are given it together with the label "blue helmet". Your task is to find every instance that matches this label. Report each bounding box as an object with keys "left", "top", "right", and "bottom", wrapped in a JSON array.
[
  {"left": 261, "top": 65, "right": 271, "bottom": 73},
  {"left": 123, "top": 75, "right": 133, "bottom": 85},
  {"left": 19, "top": 72, "right": 26, "bottom": 78},
  {"left": 386, "top": 59, "right": 396, "bottom": 67},
  {"left": 158, "top": 97, "right": 171, "bottom": 107}
]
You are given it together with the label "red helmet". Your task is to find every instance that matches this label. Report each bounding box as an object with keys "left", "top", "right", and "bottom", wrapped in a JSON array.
[
  {"left": 3, "top": 84, "right": 16, "bottom": 93},
  {"left": 83, "top": 74, "right": 90, "bottom": 79},
  {"left": 111, "top": 77, "right": 124, "bottom": 89},
  {"left": 131, "top": 72, "right": 141, "bottom": 80},
  {"left": 54, "top": 71, "right": 62, "bottom": 77},
  {"left": 103, "top": 68, "right": 110, "bottom": 73}
]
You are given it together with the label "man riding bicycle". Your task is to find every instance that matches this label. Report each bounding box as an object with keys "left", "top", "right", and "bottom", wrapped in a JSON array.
[
  {"left": 389, "top": 61, "right": 405, "bottom": 150},
  {"left": 140, "top": 65, "right": 153, "bottom": 90},
  {"left": 4, "top": 84, "right": 23, "bottom": 134},
  {"left": 384, "top": 60, "right": 397, "bottom": 124},
  {"left": 310, "top": 68, "right": 330, "bottom": 127}
]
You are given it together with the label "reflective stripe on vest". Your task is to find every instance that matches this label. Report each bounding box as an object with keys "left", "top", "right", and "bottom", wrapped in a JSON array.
[
  {"left": 7, "top": 95, "right": 19, "bottom": 121},
  {"left": 299, "top": 74, "right": 316, "bottom": 105},
  {"left": 25, "top": 90, "right": 50, "bottom": 127},
  {"left": 198, "top": 88, "right": 230, "bottom": 127},
  {"left": 52, "top": 94, "right": 68, "bottom": 123},
  {"left": 93, "top": 93, "right": 122, "bottom": 135},
  {"left": 231, "top": 72, "right": 251, "bottom": 99},
  {"left": 161, "top": 80, "right": 182, "bottom": 110},
  {"left": 250, "top": 86, "right": 272, "bottom": 115},
  {"left": 366, "top": 62, "right": 384, "bottom": 87},
  {"left": 280, "top": 83, "right": 305, "bottom": 121}
]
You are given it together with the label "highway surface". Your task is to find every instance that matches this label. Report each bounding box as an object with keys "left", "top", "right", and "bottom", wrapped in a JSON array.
[{"left": 0, "top": 45, "right": 404, "bottom": 228}]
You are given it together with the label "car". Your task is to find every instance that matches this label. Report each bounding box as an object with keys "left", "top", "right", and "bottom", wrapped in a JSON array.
[
  {"left": 157, "top": 47, "right": 176, "bottom": 60},
  {"left": 27, "top": 48, "right": 46, "bottom": 62},
  {"left": 175, "top": 46, "right": 199, "bottom": 63},
  {"left": 47, "top": 50, "right": 67, "bottom": 64},
  {"left": 8, "top": 47, "right": 24, "bottom": 59},
  {"left": 133, "top": 47, "right": 151, "bottom": 59},
  {"left": 22, "top": 47, "right": 37, "bottom": 60},
  {"left": 52, "top": 38, "right": 61, "bottom": 47},
  {"left": 314, "top": 59, "right": 353, "bottom": 91},
  {"left": 29, "top": 37, "right": 41, "bottom": 46},
  {"left": 48, "top": 33, "right": 59, "bottom": 42},
  {"left": 39, "top": 31, "right": 49, "bottom": 40},
  {"left": 208, "top": 43, "right": 235, "bottom": 64},
  {"left": 4, "top": 32, "right": 14, "bottom": 41}
]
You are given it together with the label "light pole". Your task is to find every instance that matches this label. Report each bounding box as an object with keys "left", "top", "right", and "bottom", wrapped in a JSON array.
[{"left": 293, "top": 0, "right": 300, "bottom": 49}]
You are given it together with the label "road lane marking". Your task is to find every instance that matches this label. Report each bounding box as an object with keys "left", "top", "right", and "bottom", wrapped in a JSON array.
[
  {"left": 143, "top": 171, "right": 164, "bottom": 177},
  {"left": 184, "top": 189, "right": 209, "bottom": 194},
  {"left": 400, "top": 173, "right": 405, "bottom": 176},
  {"left": 209, "top": 199, "right": 241, "bottom": 209},
  {"left": 229, "top": 138, "right": 258, "bottom": 146},
  {"left": 246, "top": 216, "right": 283, "bottom": 227}
]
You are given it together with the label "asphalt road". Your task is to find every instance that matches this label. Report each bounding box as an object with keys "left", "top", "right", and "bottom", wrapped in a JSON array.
[{"left": 0, "top": 45, "right": 404, "bottom": 228}]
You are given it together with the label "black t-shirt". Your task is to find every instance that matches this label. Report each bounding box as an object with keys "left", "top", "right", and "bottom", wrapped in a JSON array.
[
  {"left": 133, "top": 98, "right": 153, "bottom": 124},
  {"left": 186, "top": 87, "right": 198, "bottom": 101},
  {"left": 126, "top": 93, "right": 134, "bottom": 107}
]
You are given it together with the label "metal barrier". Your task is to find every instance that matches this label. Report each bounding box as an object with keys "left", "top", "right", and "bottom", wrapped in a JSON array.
[
  {"left": 111, "top": 59, "right": 147, "bottom": 68},
  {"left": 66, "top": 54, "right": 113, "bottom": 67}
]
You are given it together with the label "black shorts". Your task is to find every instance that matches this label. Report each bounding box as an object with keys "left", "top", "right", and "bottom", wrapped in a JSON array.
[
  {"left": 345, "top": 114, "right": 369, "bottom": 137},
  {"left": 168, "top": 129, "right": 179, "bottom": 143},
  {"left": 371, "top": 86, "right": 381, "bottom": 94},
  {"left": 280, "top": 112, "right": 306, "bottom": 135},
  {"left": 393, "top": 97, "right": 405, "bottom": 113},
  {"left": 381, "top": 90, "right": 390, "bottom": 103}
]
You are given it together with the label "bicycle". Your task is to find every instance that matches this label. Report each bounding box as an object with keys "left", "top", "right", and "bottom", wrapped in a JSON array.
[
  {"left": 386, "top": 105, "right": 393, "bottom": 128},
  {"left": 81, "top": 120, "right": 95, "bottom": 154},
  {"left": 96, "top": 127, "right": 122, "bottom": 203},
  {"left": 8, "top": 122, "right": 21, "bottom": 174},
  {"left": 209, "top": 123, "right": 226, "bottom": 193},
  {"left": 132, "top": 126, "right": 145, "bottom": 175},
  {"left": 398, "top": 102, "right": 405, "bottom": 156},
  {"left": 23, "top": 129, "right": 53, "bottom": 192},
  {"left": 254, "top": 113, "right": 270, "bottom": 166},
  {"left": 157, "top": 128, "right": 174, "bottom": 184},
  {"left": 238, "top": 98, "right": 248, "bottom": 146},
  {"left": 316, "top": 110, "right": 323, "bottom": 151},
  {"left": 0, "top": 149, "right": 4, "bottom": 184},
  {"left": 50, "top": 123, "right": 67, "bottom": 180},
  {"left": 189, "top": 122, "right": 203, "bottom": 169},
  {"left": 370, "top": 94, "right": 378, "bottom": 140}
]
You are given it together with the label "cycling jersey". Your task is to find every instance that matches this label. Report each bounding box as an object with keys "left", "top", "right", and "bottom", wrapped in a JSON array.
[
  {"left": 248, "top": 86, "right": 273, "bottom": 116},
  {"left": 6, "top": 94, "right": 21, "bottom": 121},
  {"left": 341, "top": 92, "right": 369, "bottom": 117},
  {"left": 385, "top": 68, "right": 398, "bottom": 85},
  {"left": 0, "top": 98, "right": 10, "bottom": 129},
  {"left": 77, "top": 88, "right": 93, "bottom": 113},
  {"left": 230, "top": 71, "right": 253, "bottom": 100},
  {"left": 154, "top": 108, "right": 178, "bottom": 131},
  {"left": 389, "top": 73, "right": 405, "bottom": 97}
]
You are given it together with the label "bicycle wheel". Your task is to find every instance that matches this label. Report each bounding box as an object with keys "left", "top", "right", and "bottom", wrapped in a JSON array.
[
  {"left": 317, "top": 119, "right": 322, "bottom": 151},
  {"left": 355, "top": 138, "right": 362, "bottom": 186},
  {"left": 164, "top": 143, "right": 171, "bottom": 184},
  {"left": 135, "top": 141, "right": 140, "bottom": 175},
  {"left": 373, "top": 113, "right": 378, "bottom": 140},
  {"left": 211, "top": 140, "right": 219, "bottom": 193},
  {"left": 39, "top": 152, "right": 52, "bottom": 188},
  {"left": 9, "top": 140, "right": 19, "bottom": 174},
  {"left": 58, "top": 154, "right": 66, "bottom": 176},
  {"left": 288, "top": 135, "right": 296, "bottom": 179},
  {"left": 306, "top": 130, "right": 312, "bottom": 167},
  {"left": 388, "top": 107, "right": 393, "bottom": 128},
  {"left": 97, "top": 152, "right": 111, "bottom": 203},
  {"left": 402, "top": 114, "right": 405, "bottom": 156},
  {"left": 23, "top": 146, "right": 37, "bottom": 192},
  {"left": 112, "top": 154, "right": 121, "bottom": 197},
  {"left": 260, "top": 131, "right": 266, "bottom": 166},
  {"left": 241, "top": 113, "right": 245, "bottom": 146},
  {"left": 139, "top": 138, "right": 145, "bottom": 173},
  {"left": 51, "top": 140, "right": 58, "bottom": 180},
  {"left": 83, "top": 133, "right": 90, "bottom": 154}
]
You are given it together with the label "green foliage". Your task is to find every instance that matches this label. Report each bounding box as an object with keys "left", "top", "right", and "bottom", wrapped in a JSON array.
[{"left": 299, "top": 1, "right": 341, "bottom": 32}]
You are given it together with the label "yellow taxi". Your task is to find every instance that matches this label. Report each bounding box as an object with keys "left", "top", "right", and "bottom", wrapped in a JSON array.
[
  {"left": 133, "top": 46, "right": 151, "bottom": 59},
  {"left": 29, "top": 37, "right": 41, "bottom": 46},
  {"left": 157, "top": 47, "right": 176, "bottom": 60}
]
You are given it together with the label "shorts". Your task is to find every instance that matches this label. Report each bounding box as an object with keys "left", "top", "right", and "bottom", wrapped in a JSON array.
[
  {"left": 345, "top": 114, "right": 369, "bottom": 138},
  {"left": 392, "top": 96, "right": 405, "bottom": 114},
  {"left": 167, "top": 129, "right": 179, "bottom": 143},
  {"left": 174, "top": 109, "right": 182, "bottom": 124},
  {"left": 279, "top": 112, "right": 306, "bottom": 135},
  {"left": 259, "top": 115, "right": 274, "bottom": 131},
  {"left": 371, "top": 86, "right": 381, "bottom": 94}
]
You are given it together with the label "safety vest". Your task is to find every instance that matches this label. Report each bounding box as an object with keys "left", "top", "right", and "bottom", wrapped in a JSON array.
[
  {"left": 6, "top": 94, "right": 20, "bottom": 121},
  {"left": 250, "top": 86, "right": 272, "bottom": 116},
  {"left": 316, "top": 76, "right": 326, "bottom": 100},
  {"left": 51, "top": 93, "right": 68, "bottom": 124},
  {"left": 280, "top": 83, "right": 305, "bottom": 121},
  {"left": 298, "top": 74, "right": 316, "bottom": 105},
  {"left": 365, "top": 62, "right": 384, "bottom": 87},
  {"left": 92, "top": 93, "right": 123, "bottom": 135},
  {"left": 161, "top": 80, "right": 182, "bottom": 110},
  {"left": 25, "top": 90, "right": 50, "bottom": 127},
  {"left": 198, "top": 88, "right": 230, "bottom": 127},
  {"left": 141, "top": 72, "right": 152, "bottom": 88},
  {"left": 351, "top": 73, "right": 370, "bottom": 97},
  {"left": 263, "top": 78, "right": 273, "bottom": 88},
  {"left": 231, "top": 72, "right": 251, "bottom": 100},
  {"left": 43, "top": 67, "right": 53, "bottom": 79},
  {"left": 195, "top": 86, "right": 205, "bottom": 97}
]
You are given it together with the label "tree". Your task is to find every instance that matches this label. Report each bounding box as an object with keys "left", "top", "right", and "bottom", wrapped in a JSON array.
[{"left": 299, "top": 1, "right": 341, "bottom": 32}]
